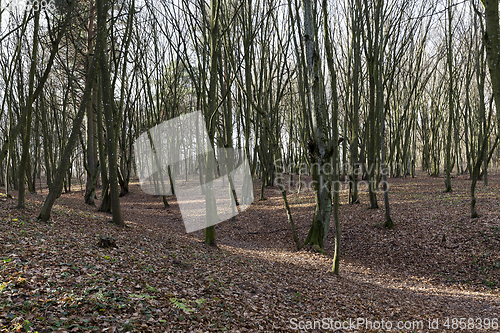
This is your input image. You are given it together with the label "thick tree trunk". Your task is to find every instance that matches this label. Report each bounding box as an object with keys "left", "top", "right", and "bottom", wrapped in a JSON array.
[
  {"left": 364, "top": 0, "right": 380, "bottom": 210},
  {"left": 378, "top": 0, "right": 392, "bottom": 228},
  {"left": 381, "top": 106, "right": 392, "bottom": 228},
  {"left": 85, "top": 84, "right": 98, "bottom": 204},
  {"left": 85, "top": 1, "right": 98, "bottom": 205},
  {"left": 301, "top": 0, "right": 331, "bottom": 251},
  {"left": 349, "top": 0, "right": 361, "bottom": 204},
  {"left": 483, "top": 0, "right": 500, "bottom": 115},
  {"left": 98, "top": 0, "right": 125, "bottom": 227}
]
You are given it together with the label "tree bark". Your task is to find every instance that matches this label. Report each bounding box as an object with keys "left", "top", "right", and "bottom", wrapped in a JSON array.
[
  {"left": 482, "top": 0, "right": 500, "bottom": 115},
  {"left": 301, "top": 0, "right": 331, "bottom": 251},
  {"left": 85, "top": 0, "right": 98, "bottom": 205},
  {"left": 322, "top": 0, "right": 341, "bottom": 273},
  {"left": 444, "top": 0, "right": 453, "bottom": 193},
  {"left": 349, "top": 0, "right": 361, "bottom": 204},
  {"left": 204, "top": 0, "right": 220, "bottom": 246}
]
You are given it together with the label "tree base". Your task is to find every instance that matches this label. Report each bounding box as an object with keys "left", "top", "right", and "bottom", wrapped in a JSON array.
[
  {"left": 204, "top": 240, "right": 217, "bottom": 247},
  {"left": 162, "top": 196, "right": 170, "bottom": 208},
  {"left": 98, "top": 236, "right": 117, "bottom": 248},
  {"left": 301, "top": 244, "right": 325, "bottom": 254},
  {"left": 330, "top": 269, "right": 341, "bottom": 276}
]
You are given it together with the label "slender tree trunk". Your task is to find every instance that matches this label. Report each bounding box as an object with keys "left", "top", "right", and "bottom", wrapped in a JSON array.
[
  {"left": 0, "top": 0, "right": 77, "bottom": 170},
  {"left": 444, "top": 0, "right": 453, "bottom": 193},
  {"left": 97, "top": 77, "right": 111, "bottom": 213},
  {"left": 38, "top": 8, "right": 103, "bottom": 221},
  {"left": 322, "top": 0, "right": 341, "bottom": 273},
  {"left": 243, "top": 0, "right": 253, "bottom": 175},
  {"left": 204, "top": 0, "right": 220, "bottom": 246},
  {"left": 17, "top": 9, "right": 40, "bottom": 209}
]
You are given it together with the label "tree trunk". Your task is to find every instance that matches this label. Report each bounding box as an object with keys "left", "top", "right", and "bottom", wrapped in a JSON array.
[
  {"left": 322, "top": 0, "right": 341, "bottom": 273},
  {"left": 204, "top": 0, "right": 220, "bottom": 246},
  {"left": 38, "top": 9, "right": 103, "bottom": 221},
  {"left": 97, "top": 77, "right": 111, "bottom": 213},
  {"left": 85, "top": 0, "right": 98, "bottom": 205},
  {"left": 301, "top": 0, "right": 332, "bottom": 251},
  {"left": 349, "top": 0, "right": 361, "bottom": 204},
  {"left": 364, "top": 0, "right": 380, "bottom": 209},
  {"left": 98, "top": 0, "right": 125, "bottom": 227},
  {"left": 483, "top": 0, "right": 500, "bottom": 115},
  {"left": 444, "top": 0, "right": 453, "bottom": 193},
  {"left": 17, "top": 9, "right": 40, "bottom": 209}
]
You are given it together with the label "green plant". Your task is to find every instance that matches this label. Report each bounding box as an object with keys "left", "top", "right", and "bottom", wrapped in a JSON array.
[
  {"left": 129, "top": 293, "right": 155, "bottom": 300},
  {"left": 122, "top": 320, "right": 135, "bottom": 330},
  {"left": 0, "top": 281, "right": 9, "bottom": 292},
  {"left": 170, "top": 298, "right": 195, "bottom": 313},
  {"left": 146, "top": 283, "right": 158, "bottom": 292},
  {"left": 169, "top": 297, "right": 205, "bottom": 314},
  {"left": 23, "top": 320, "right": 33, "bottom": 331},
  {"left": 485, "top": 279, "right": 497, "bottom": 288}
]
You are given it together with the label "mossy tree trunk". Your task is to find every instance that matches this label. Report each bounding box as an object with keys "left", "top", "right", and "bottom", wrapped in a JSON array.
[{"left": 301, "top": 0, "right": 332, "bottom": 251}]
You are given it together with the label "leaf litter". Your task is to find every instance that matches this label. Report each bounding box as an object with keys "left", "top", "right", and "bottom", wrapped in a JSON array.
[{"left": 0, "top": 173, "right": 499, "bottom": 332}]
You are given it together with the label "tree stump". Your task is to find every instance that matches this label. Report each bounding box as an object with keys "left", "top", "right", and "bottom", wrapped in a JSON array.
[{"left": 98, "top": 236, "right": 117, "bottom": 248}]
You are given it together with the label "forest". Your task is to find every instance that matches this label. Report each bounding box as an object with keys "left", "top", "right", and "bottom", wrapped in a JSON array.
[{"left": 1, "top": 0, "right": 500, "bottom": 331}]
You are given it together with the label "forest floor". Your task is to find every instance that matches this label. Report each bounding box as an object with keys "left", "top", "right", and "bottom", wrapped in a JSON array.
[{"left": 1, "top": 173, "right": 500, "bottom": 332}]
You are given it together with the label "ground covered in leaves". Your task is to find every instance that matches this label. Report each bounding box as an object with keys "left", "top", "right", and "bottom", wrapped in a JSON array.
[{"left": 1, "top": 173, "right": 500, "bottom": 332}]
